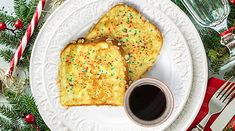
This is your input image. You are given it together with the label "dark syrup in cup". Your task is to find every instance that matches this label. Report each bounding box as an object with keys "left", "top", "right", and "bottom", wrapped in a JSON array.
[
  {"left": 129, "top": 84, "right": 167, "bottom": 121},
  {"left": 124, "top": 78, "right": 174, "bottom": 127}
]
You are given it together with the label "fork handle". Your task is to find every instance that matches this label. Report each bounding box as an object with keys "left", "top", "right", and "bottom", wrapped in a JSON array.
[{"left": 196, "top": 114, "right": 212, "bottom": 130}]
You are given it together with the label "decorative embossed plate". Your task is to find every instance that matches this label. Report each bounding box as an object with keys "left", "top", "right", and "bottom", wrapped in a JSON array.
[{"left": 29, "top": 0, "right": 208, "bottom": 130}]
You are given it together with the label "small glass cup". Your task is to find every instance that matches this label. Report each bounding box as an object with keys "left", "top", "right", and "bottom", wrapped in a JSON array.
[{"left": 181, "top": 0, "right": 235, "bottom": 70}]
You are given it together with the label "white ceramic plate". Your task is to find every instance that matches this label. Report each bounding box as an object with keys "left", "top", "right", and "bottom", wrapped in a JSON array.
[
  {"left": 41, "top": 0, "right": 192, "bottom": 130},
  {"left": 154, "top": 1, "right": 208, "bottom": 130},
  {"left": 29, "top": 0, "right": 207, "bottom": 131}
]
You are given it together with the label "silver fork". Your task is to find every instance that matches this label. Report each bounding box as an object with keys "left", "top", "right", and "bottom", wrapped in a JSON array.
[{"left": 192, "top": 76, "right": 235, "bottom": 131}]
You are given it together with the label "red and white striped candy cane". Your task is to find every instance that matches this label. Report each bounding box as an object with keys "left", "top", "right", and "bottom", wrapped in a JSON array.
[{"left": 5, "top": 0, "right": 46, "bottom": 76}]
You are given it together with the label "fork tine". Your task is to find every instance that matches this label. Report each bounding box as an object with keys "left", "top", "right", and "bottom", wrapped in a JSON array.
[
  {"left": 222, "top": 83, "right": 235, "bottom": 102},
  {"left": 219, "top": 79, "right": 235, "bottom": 100},
  {"left": 217, "top": 76, "right": 233, "bottom": 98},
  {"left": 224, "top": 88, "right": 235, "bottom": 104}
]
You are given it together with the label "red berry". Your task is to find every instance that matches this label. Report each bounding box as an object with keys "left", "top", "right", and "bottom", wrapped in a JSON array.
[
  {"left": 25, "top": 114, "right": 35, "bottom": 124},
  {"left": 14, "top": 19, "right": 23, "bottom": 29},
  {"left": 230, "top": 0, "right": 235, "bottom": 5},
  {"left": 0, "top": 22, "right": 7, "bottom": 31}
]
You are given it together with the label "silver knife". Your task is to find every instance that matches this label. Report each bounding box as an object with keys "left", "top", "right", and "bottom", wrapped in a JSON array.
[{"left": 210, "top": 98, "right": 235, "bottom": 131}]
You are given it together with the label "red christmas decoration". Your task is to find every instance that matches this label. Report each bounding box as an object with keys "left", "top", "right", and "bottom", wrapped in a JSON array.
[
  {"left": 25, "top": 114, "right": 35, "bottom": 124},
  {"left": 230, "top": 0, "right": 235, "bottom": 5},
  {"left": 233, "top": 122, "right": 235, "bottom": 130},
  {"left": 14, "top": 19, "right": 23, "bottom": 29},
  {"left": 0, "top": 22, "right": 7, "bottom": 31}
]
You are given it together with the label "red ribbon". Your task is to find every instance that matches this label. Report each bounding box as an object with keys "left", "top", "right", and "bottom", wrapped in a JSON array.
[{"left": 220, "top": 26, "right": 235, "bottom": 36}]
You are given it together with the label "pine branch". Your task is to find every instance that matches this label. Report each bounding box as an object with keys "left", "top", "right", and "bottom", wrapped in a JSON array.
[
  {"left": 14, "top": 0, "right": 30, "bottom": 21},
  {"left": 19, "top": 122, "right": 34, "bottom": 131},
  {"left": 0, "top": 105, "right": 20, "bottom": 122},
  {"left": 17, "top": 95, "right": 46, "bottom": 129},
  {"left": 0, "top": 32, "right": 20, "bottom": 48},
  {"left": 3, "top": 91, "right": 50, "bottom": 131},
  {"left": 0, "top": 11, "right": 17, "bottom": 26},
  {"left": 0, "top": 116, "right": 17, "bottom": 130},
  {"left": 25, "top": 0, "right": 39, "bottom": 22},
  {"left": 0, "top": 48, "right": 14, "bottom": 62},
  {"left": 18, "top": 95, "right": 37, "bottom": 114},
  {"left": 7, "top": 97, "right": 26, "bottom": 118}
]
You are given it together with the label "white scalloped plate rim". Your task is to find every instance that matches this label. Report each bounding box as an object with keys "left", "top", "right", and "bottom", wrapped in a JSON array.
[
  {"left": 41, "top": 0, "right": 192, "bottom": 130},
  {"left": 156, "top": 1, "right": 208, "bottom": 130},
  {"left": 29, "top": 0, "right": 208, "bottom": 131}
]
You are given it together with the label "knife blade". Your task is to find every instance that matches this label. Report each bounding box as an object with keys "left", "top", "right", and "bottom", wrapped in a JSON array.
[{"left": 210, "top": 98, "right": 235, "bottom": 131}]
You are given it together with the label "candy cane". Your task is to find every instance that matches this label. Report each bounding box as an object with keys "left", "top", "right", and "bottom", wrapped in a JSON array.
[{"left": 5, "top": 0, "right": 46, "bottom": 76}]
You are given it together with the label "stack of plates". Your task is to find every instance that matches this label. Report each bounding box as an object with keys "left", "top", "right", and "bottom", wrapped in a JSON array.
[{"left": 30, "top": 0, "right": 208, "bottom": 130}]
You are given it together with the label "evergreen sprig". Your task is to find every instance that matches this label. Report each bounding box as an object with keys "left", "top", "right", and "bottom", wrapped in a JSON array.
[
  {"left": 0, "top": 31, "right": 20, "bottom": 48},
  {"left": 0, "top": 12, "right": 17, "bottom": 26},
  {"left": 0, "top": 0, "right": 44, "bottom": 70},
  {"left": 0, "top": 116, "right": 16, "bottom": 130},
  {"left": 14, "top": 0, "right": 30, "bottom": 21},
  {"left": 0, "top": 91, "right": 50, "bottom": 131},
  {"left": 0, "top": 48, "right": 14, "bottom": 62}
]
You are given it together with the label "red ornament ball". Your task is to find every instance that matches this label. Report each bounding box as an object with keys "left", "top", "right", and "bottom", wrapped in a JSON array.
[
  {"left": 14, "top": 19, "right": 23, "bottom": 29},
  {"left": 25, "top": 114, "right": 35, "bottom": 124},
  {"left": 230, "top": 0, "right": 235, "bottom": 5},
  {"left": 0, "top": 22, "right": 7, "bottom": 31}
]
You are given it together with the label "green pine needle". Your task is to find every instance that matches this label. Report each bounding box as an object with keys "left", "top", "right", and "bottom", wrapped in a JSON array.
[
  {"left": 25, "top": 0, "right": 39, "bottom": 22},
  {"left": 0, "top": 11, "right": 17, "bottom": 26},
  {"left": 0, "top": 48, "right": 14, "bottom": 62},
  {"left": 0, "top": 32, "right": 20, "bottom": 48},
  {"left": 1, "top": 90, "right": 50, "bottom": 130},
  {"left": 14, "top": 0, "right": 29, "bottom": 21},
  {"left": 0, "top": 116, "right": 17, "bottom": 130},
  {"left": 0, "top": 105, "right": 19, "bottom": 122}
]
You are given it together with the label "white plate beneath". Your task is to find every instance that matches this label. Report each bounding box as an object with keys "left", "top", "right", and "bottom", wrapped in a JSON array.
[
  {"left": 154, "top": 0, "right": 208, "bottom": 130},
  {"left": 30, "top": 1, "right": 203, "bottom": 130},
  {"left": 41, "top": 0, "right": 192, "bottom": 130}
]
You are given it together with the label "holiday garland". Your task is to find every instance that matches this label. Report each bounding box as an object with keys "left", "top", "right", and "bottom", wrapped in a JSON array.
[{"left": 0, "top": 0, "right": 234, "bottom": 130}]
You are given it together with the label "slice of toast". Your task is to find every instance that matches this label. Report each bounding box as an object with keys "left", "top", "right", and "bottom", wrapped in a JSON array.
[
  {"left": 58, "top": 38, "right": 128, "bottom": 106},
  {"left": 86, "top": 4, "right": 163, "bottom": 82}
]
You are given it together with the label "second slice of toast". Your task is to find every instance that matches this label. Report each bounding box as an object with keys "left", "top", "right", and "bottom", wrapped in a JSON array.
[{"left": 86, "top": 4, "right": 163, "bottom": 82}]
